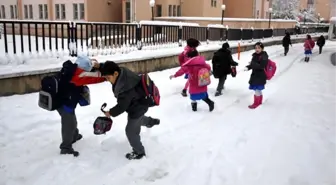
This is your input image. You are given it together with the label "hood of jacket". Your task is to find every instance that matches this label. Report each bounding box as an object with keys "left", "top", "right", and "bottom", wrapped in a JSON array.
[
  {"left": 113, "top": 67, "right": 141, "bottom": 97},
  {"left": 183, "top": 55, "right": 206, "bottom": 66}
]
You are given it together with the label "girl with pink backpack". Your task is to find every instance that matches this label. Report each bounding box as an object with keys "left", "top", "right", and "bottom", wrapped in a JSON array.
[
  {"left": 303, "top": 34, "right": 315, "bottom": 62},
  {"left": 178, "top": 38, "right": 201, "bottom": 97},
  {"left": 170, "top": 50, "right": 215, "bottom": 112}
]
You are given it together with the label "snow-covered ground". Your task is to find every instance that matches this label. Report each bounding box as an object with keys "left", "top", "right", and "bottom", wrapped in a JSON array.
[
  {"left": 0, "top": 33, "right": 326, "bottom": 77},
  {"left": 0, "top": 41, "right": 335, "bottom": 185}
]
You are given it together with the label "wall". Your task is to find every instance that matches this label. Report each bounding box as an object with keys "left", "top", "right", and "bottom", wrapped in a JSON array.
[
  {"left": 0, "top": 0, "right": 20, "bottom": 19},
  {"left": 0, "top": 36, "right": 324, "bottom": 96},
  {"left": 52, "top": 0, "right": 85, "bottom": 21},
  {"left": 86, "top": 0, "right": 121, "bottom": 22}
]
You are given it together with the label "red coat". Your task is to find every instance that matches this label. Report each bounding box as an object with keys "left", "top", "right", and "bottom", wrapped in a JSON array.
[{"left": 71, "top": 68, "right": 105, "bottom": 86}]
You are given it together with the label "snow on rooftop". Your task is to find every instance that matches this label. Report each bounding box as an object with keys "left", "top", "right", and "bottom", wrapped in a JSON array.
[
  {"left": 139, "top": 20, "right": 199, "bottom": 27},
  {"left": 156, "top": 17, "right": 297, "bottom": 23}
]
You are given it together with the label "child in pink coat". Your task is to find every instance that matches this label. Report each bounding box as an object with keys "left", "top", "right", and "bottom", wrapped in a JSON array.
[
  {"left": 303, "top": 34, "right": 315, "bottom": 62},
  {"left": 178, "top": 38, "right": 200, "bottom": 97},
  {"left": 170, "top": 50, "right": 215, "bottom": 112}
]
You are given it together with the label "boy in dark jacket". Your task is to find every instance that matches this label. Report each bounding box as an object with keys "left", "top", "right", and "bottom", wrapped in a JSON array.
[
  {"left": 212, "top": 42, "right": 238, "bottom": 96},
  {"left": 57, "top": 56, "right": 105, "bottom": 156},
  {"left": 282, "top": 32, "right": 292, "bottom": 56},
  {"left": 244, "top": 42, "right": 268, "bottom": 109},
  {"left": 316, "top": 35, "right": 326, "bottom": 54},
  {"left": 100, "top": 61, "right": 160, "bottom": 160}
]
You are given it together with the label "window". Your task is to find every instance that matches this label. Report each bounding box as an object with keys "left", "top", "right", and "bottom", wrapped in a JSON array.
[
  {"left": 0, "top": 7, "right": 1, "bottom": 19},
  {"left": 79, "top": 3, "right": 85, "bottom": 19},
  {"left": 24, "top": 5, "right": 28, "bottom": 19},
  {"left": 125, "top": 2, "right": 130, "bottom": 22},
  {"left": 173, "top": 5, "right": 176, "bottom": 16},
  {"left": 156, "top": 5, "right": 162, "bottom": 17},
  {"left": 211, "top": 0, "right": 216, "bottom": 7},
  {"left": 39, "top": 4, "right": 43, "bottom": 19},
  {"left": 29, "top": 5, "right": 33, "bottom": 19},
  {"left": 257, "top": 10, "right": 259, "bottom": 19},
  {"left": 1, "top": 6, "right": 5, "bottom": 19},
  {"left": 10, "top": 5, "right": 14, "bottom": 19},
  {"left": 61, "top": 4, "right": 65, "bottom": 19},
  {"left": 177, "top": 5, "right": 181, "bottom": 16},
  {"left": 73, "top": 4, "right": 78, "bottom": 20},
  {"left": 168, "top": 5, "right": 172, "bottom": 16},
  {"left": 14, "top": 5, "right": 17, "bottom": 18},
  {"left": 44, "top": 4, "right": 48, "bottom": 19},
  {"left": 55, "top": 4, "right": 60, "bottom": 19}
]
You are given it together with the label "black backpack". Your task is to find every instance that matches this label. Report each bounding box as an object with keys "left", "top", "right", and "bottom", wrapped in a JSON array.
[
  {"left": 38, "top": 74, "right": 62, "bottom": 111},
  {"left": 139, "top": 74, "right": 160, "bottom": 107}
]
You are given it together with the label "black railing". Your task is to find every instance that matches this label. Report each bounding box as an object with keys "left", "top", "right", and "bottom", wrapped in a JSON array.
[{"left": 0, "top": 20, "right": 330, "bottom": 57}]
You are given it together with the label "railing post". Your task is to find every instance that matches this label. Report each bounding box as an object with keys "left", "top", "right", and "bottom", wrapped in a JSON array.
[
  {"left": 178, "top": 23, "right": 182, "bottom": 47},
  {"left": 240, "top": 27, "right": 243, "bottom": 42},
  {"left": 206, "top": 27, "right": 209, "bottom": 44},
  {"left": 251, "top": 27, "right": 254, "bottom": 42},
  {"left": 271, "top": 27, "right": 274, "bottom": 39},
  {"left": 136, "top": 23, "right": 142, "bottom": 50},
  {"left": 225, "top": 25, "right": 229, "bottom": 42}
]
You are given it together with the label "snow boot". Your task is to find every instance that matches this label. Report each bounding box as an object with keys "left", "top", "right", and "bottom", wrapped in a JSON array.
[
  {"left": 215, "top": 90, "right": 222, "bottom": 97},
  {"left": 203, "top": 97, "right": 215, "bottom": 112},
  {"left": 181, "top": 89, "right": 187, "bottom": 97},
  {"left": 248, "top": 95, "right": 262, "bottom": 109},
  {"left": 60, "top": 148, "right": 79, "bottom": 157},
  {"left": 307, "top": 57, "right": 310, "bottom": 62},
  {"left": 125, "top": 151, "right": 146, "bottom": 160},
  {"left": 72, "top": 134, "right": 83, "bottom": 144},
  {"left": 304, "top": 57, "right": 307, "bottom": 62},
  {"left": 191, "top": 102, "right": 197, "bottom": 112},
  {"left": 145, "top": 118, "right": 160, "bottom": 128}
]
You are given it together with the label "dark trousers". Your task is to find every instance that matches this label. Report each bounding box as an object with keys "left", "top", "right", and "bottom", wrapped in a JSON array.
[
  {"left": 57, "top": 108, "right": 79, "bottom": 150},
  {"left": 284, "top": 47, "right": 289, "bottom": 55},
  {"left": 216, "top": 75, "right": 227, "bottom": 92},
  {"left": 319, "top": 46, "right": 323, "bottom": 54},
  {"left": 126, "top": 115, "right": 156, "bottom": 154}
]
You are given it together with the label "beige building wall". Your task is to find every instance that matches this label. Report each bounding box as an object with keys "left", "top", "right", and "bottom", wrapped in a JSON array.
[{"left": 86, "top": 0, "right": 121, "bottom": 22}]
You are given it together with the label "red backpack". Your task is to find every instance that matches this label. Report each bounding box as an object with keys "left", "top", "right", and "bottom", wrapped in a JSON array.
[
  {"left": 264, "top": 59, "right": 277, "bottom": 80},
  {"left": 140, "top": 74, "right": 160, "bottom": 107}
]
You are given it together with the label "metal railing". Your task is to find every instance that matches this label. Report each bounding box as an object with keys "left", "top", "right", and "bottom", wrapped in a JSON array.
[{"left": 0, "top": 20, "right": 330, "bottom": 57}]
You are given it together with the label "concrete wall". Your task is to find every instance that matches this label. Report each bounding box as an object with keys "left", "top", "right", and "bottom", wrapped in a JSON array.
[{"left": 0, "top": 36, "right": 324, "bottom": 97}]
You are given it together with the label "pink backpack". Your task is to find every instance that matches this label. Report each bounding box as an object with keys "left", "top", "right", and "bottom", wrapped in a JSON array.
[
  {"left": 265, "top": 59, "right": 277, "bottom": 80},
  {"left": 198, "top": 68, "right": 211, "bottom": 86}
]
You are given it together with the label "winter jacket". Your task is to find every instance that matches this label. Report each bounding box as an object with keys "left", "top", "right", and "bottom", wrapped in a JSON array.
[
  {"left": 108, "top": 67, "right": 148, "bottom": 119},
  {"left": 304, "top": 39, "right": 315, "bottom": 51},
  {"left": 212, "top": 48, "right": 238, "bottom": 78},
  {"left": 178, "top": 46, "right": 196, "bottom": 66},
  {"left": 316, "top": 36, "right": 325, "bottom": 47},
  {"left": 174, "top": 56, "right": 211, "bottom": 94},
  {"left": 58, "top": 61, "right": 105, "bottom": 111},
  {"left": 282, "top": 34, "right": 292, "bottom": 47},
  {"left": 246, "top": 51, "right": 269, "bottom": 86}
]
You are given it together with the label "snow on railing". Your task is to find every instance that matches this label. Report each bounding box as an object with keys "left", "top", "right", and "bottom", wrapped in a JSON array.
[
  {"left": 156, "top": 17, "right": 297, "bottom": 23},
  {"left": 139, "top": 20, "right": 199, "bottom": 27},
  {"left": 207, "top": 24, "right": 226, "bottom": 28}
]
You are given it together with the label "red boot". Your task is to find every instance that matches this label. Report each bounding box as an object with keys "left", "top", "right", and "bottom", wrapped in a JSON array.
[{"left": 248, "top": 95, "right": 262, "bottom": 109}]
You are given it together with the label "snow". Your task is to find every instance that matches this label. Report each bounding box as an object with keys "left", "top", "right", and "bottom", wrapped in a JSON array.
[
  {"left": 330, "top": 17, "right": 336, "bottom": 23},
  {"left": 139, "top": 20, "right": 200, "bottom": 27},
  {"left": 0, "top": 33, "right": 327, "bottom": 78},
  {"left": 0, "top": 40, "right": 335, "bottom": 185},
  {"left": 156, "top": 17, "right": 297, "bottom": 23}
]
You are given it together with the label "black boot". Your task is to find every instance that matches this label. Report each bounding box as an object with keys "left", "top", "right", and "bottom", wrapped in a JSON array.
[
  {"left": 181, "top": 89, "right": 187, "bottom": 97},
  {"left": 125, "top": 151, "right": 146, "bottom": 160},
  {"left": 203, "top": 97, "right": 215, "bottom": 112},
  {"left": 60, "top": 148, "right": 79, "bottom": 157},
  {"left": 215, "top": 90, "right": 222, "bottom": 97},
  {"left": 307, "top": 57, "right": 310, "bottom": 62},
  {"left": 304, "top": 57, "right": 308, "bottom": 62},
  {"left": 191, "top": 102, "right": 197, "bottom": 111},
  {"left": 72, "top": 134, "right": 83, "bottom": 144},
  {"left": 145, "top": 118, "right": 160, "bottom": 128}
]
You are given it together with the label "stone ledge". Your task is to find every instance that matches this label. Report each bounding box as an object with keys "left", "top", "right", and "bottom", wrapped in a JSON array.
[{"left": 0, "top": 36, "right": 323, "bottom": 96}]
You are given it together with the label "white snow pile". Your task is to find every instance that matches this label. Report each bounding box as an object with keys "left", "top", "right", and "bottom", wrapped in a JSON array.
[{"left": 156, "top": 17, "right": 296, "bottom": 22}]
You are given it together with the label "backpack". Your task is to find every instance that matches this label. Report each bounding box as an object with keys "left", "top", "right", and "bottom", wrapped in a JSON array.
[
  {"left": 38, "top": 74, "right": 62, "bottom": 111},
  {"left": 198, "top": 68, "right": 211, "bottom": 87},
  {"left": 264, "top": 59, "right": 277, "bottom": 80},
  {"left": 140, "top": 73, "right": 160, "bottom": 107}
]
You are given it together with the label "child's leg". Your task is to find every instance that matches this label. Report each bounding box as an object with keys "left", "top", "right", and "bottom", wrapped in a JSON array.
[
  {"left": 255, "top": 90, "right": 262, "bottom": 96},
  {"left": 191, "top": 100, "right": 197, "bottom": 111},
  {"left": 184, "top": 79, "right": 189, "bottom": 90},
  {"left": 202, "top": 94, "right": 215, "bottom": 112},
  {"left": 125, "top": 115, "right": 145, "bottom": 155}
]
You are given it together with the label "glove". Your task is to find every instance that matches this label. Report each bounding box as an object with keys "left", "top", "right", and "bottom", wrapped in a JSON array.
[{"left": 169, "top": 75, "right": 175, "bottom": 80}]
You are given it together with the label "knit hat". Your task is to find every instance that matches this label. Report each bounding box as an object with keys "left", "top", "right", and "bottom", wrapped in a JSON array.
[
  {"left": 75, "top": 55, "right": 93, "bottom": 72},
  {"left": 100, "top": 61, "right": 121, "bottom": 76}
]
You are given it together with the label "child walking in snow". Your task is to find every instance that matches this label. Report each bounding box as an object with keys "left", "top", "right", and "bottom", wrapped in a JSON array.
[
  {"left": 178, "top": 38, "right": 200, "bottom": 97},
  {"left": 244, "top": 42, "right": 269, "bottom": 109},
  {"left": 304, "top": 34, "right": 315, "bottom": 62},
  {"left": 170, "top": 50, "right": 214, "bottom": 112}
]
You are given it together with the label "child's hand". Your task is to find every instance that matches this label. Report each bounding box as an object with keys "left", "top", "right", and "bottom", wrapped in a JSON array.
[
  {"left": 169, "top": 75, "right": 174, "bottom": 80},
  {"left": 104, "top": 111, "right": 111, "bottom": 117},
  {"left": 244, "top": 67, "right": 249, "bottom": 71}
]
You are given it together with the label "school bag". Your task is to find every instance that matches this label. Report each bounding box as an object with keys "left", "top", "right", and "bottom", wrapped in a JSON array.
[
  {"left": 38, "top": 74, "right": 62, "bottom": 111},
  {"left": 93, "top": 103, "right": 113, "bottom": 135},
  {"left": 198, "top": 68, "right": 211, "bottom": 86},
  {"left": 140, "top": 73, "right": 160, "bottom": 107},
  {"left": 264, "top": 59, "right": 277, "bottom": 80}
]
